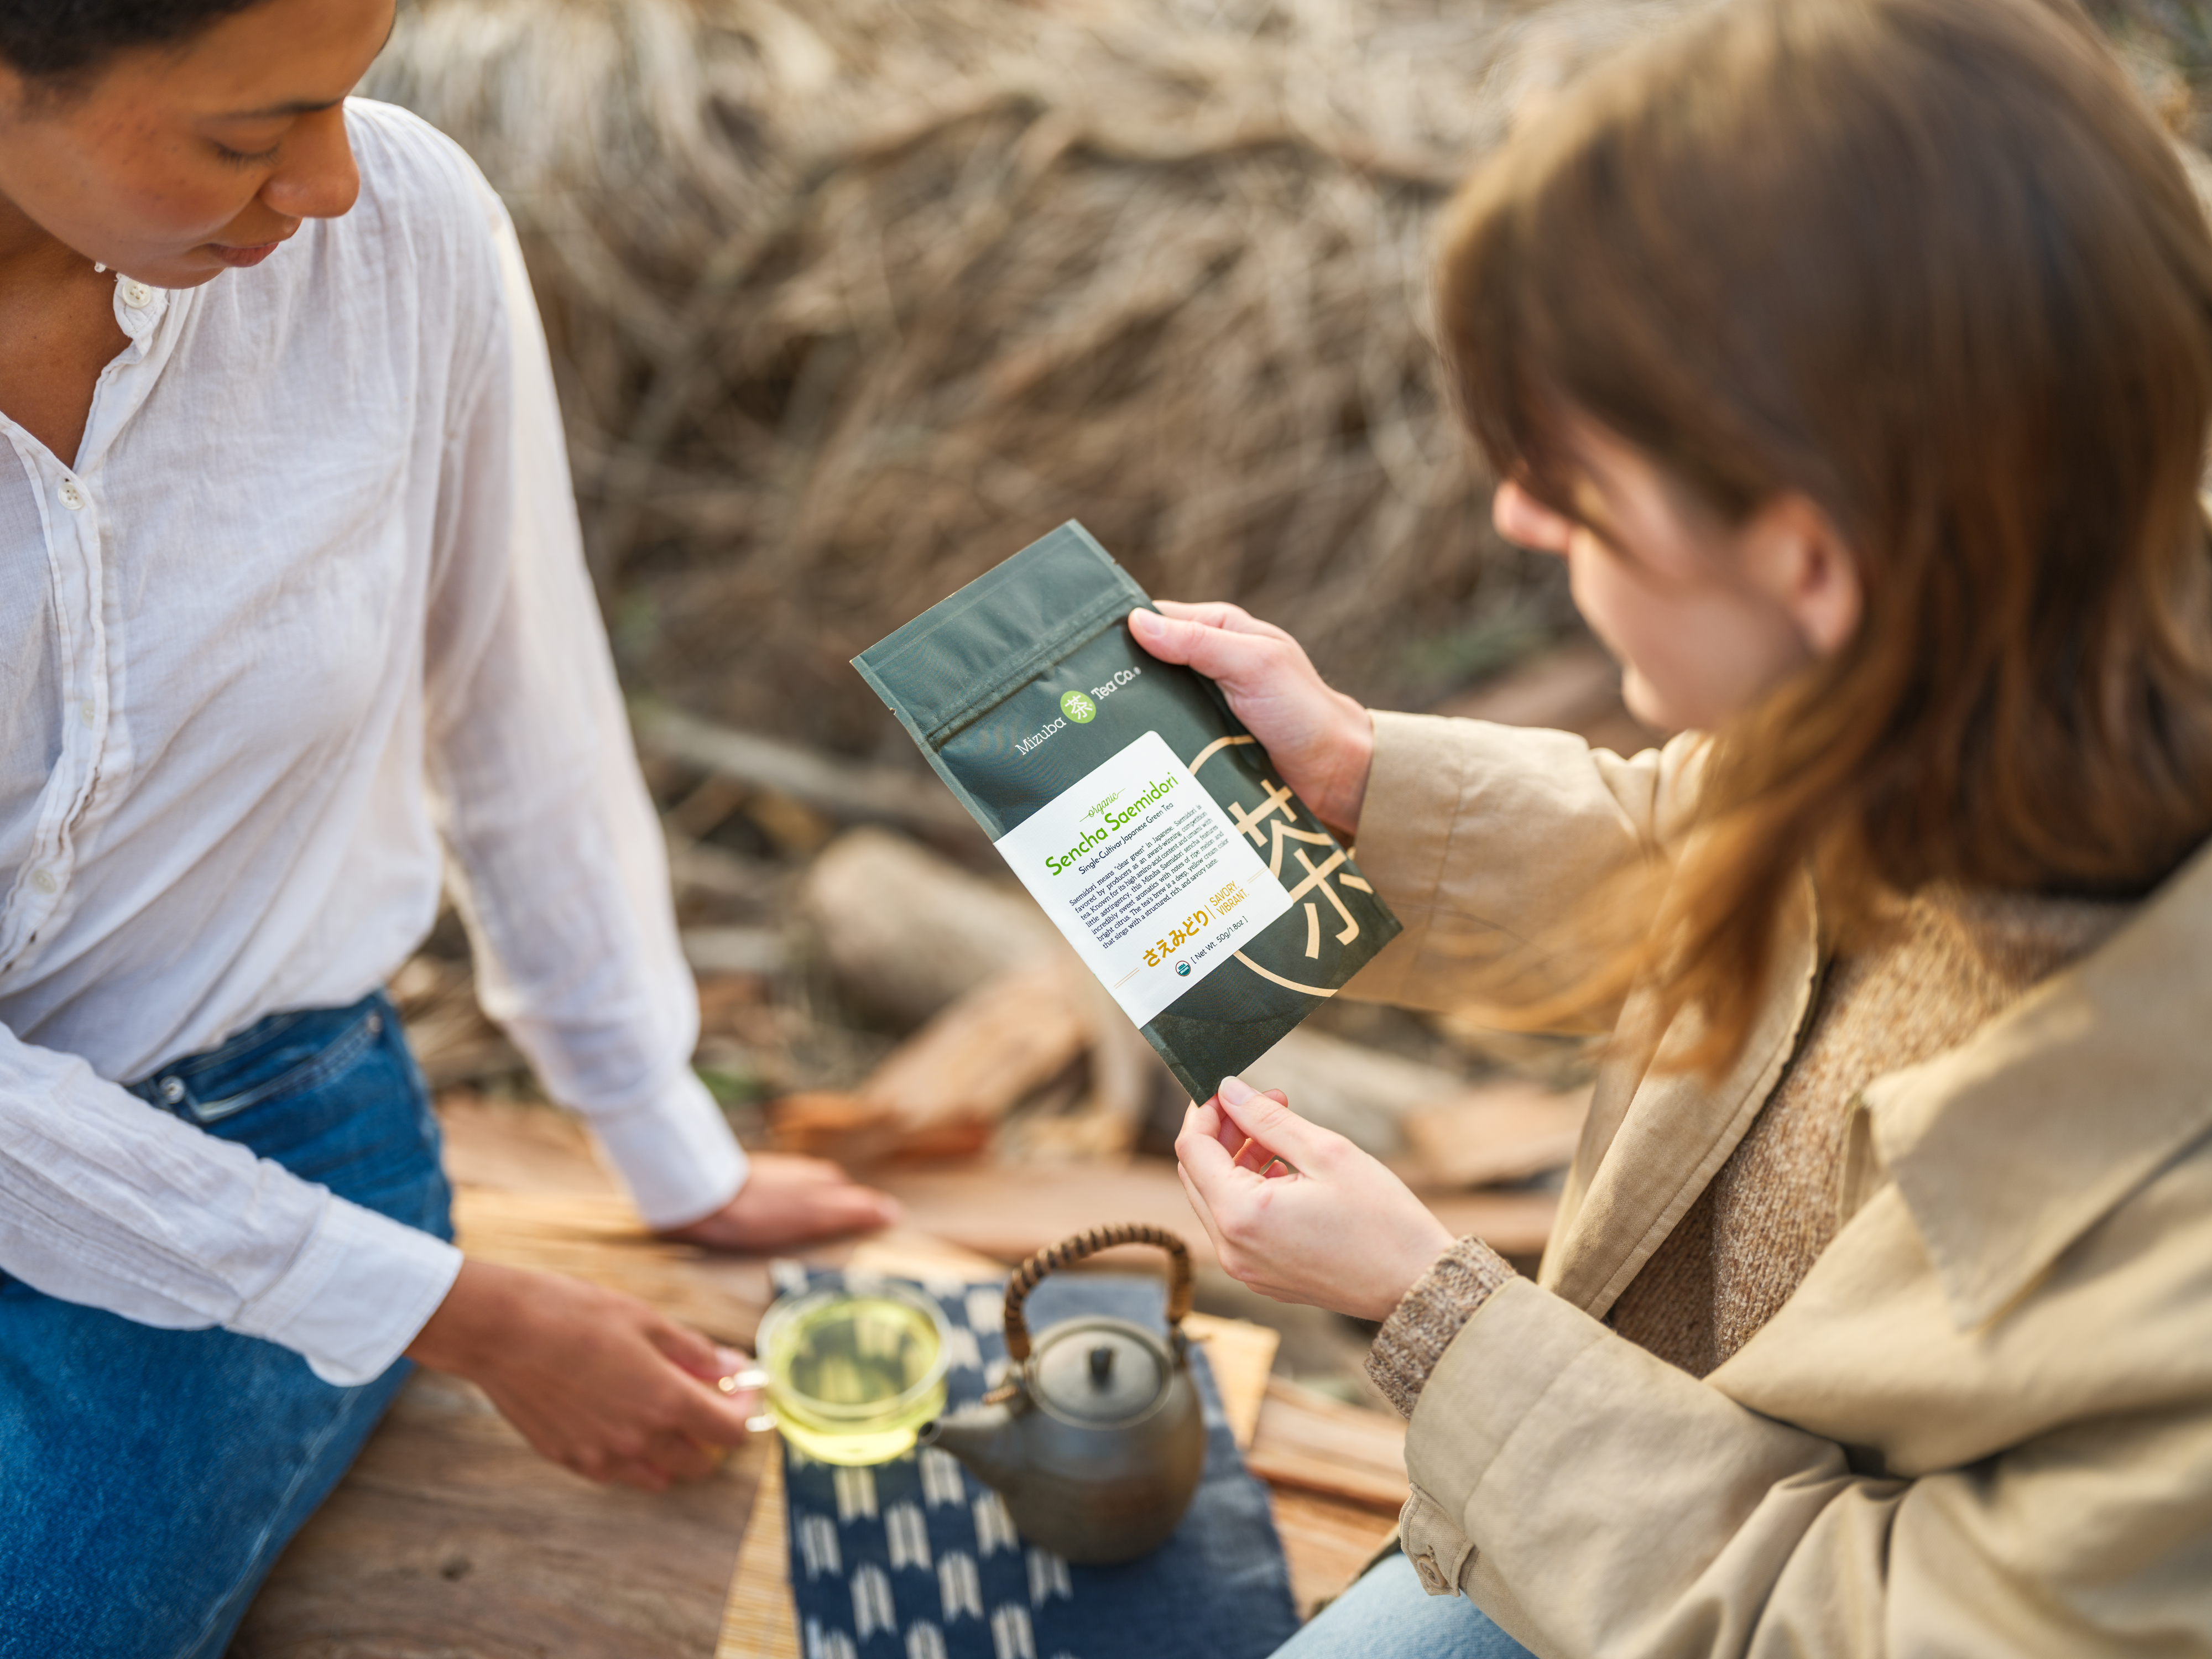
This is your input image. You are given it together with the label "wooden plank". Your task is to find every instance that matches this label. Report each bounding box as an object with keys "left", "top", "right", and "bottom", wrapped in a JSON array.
[
  {"left": 436, "top": 1094, "right": 620, "bottom": 1197},
  {"left": 771, "top": 960, "right": 1092, "bottom": 1161},
  {"left": 718, "top": 1449, "right": 798, "bottom": 1659},
  {"left": 237, "top": 1108, "right": 794, "bottom": 1657},
  {"left": 1269, "top": 1486, "right": 1400, "bottom": 1622},
  {"left": 1185, "top": 1311, "right": 1278, "bottom": 1450},
  {"left": 1244, "top": 1377, "right": 1409, "bottom": 1514},
  {"left": 233, "top": 1370, "right": 769, "bottom": 1659},
  {"left": 845, "top": 1229, "right": 1008, "bottom": 1284},
  {"left": 635, "top": 701, "right": 977, "bottom": 839}
]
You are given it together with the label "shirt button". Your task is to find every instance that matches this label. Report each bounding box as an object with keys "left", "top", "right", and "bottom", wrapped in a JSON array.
[
  {"left": 121, "top": 280, "right": 154, "bottom": 310},
  {"left": 58, "top": 479, "right": 85, "bottom": 511},
  {"left": 1415, "top": 1551, "right": 1445, "bottom": 1592},
  {"left": 30, "top": 870, "right": 58, "bottom": 895},
  {"left": 77, "top": 700, "right": 96, "bottom": 727}
]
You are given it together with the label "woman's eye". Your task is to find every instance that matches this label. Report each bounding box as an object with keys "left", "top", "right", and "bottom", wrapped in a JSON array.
[{"left": 212, "top": 140, "right": 282, "bottom": 168}]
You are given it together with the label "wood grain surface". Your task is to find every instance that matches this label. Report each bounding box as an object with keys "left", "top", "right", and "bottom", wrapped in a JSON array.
[
  {"left": 231, "top": 1369, "right": 771, "bottom": 1659},
  {"left": 233, "top": 1102, "right": 1420, "bottom": 1655}
]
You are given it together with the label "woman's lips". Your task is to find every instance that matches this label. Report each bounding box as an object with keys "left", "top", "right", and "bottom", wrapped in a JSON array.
[{"left": 210, "top": 241, "right": 283, "bottom": 269}]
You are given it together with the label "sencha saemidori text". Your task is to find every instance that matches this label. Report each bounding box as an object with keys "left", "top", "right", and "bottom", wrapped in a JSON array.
[{"left": 853, "top": 521, "right": 1401, "bottom": 1103}]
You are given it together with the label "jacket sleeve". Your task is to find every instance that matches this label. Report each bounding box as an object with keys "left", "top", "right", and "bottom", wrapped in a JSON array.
[
  {"left": 418, "top": 178, "right": 745, "bottom": 1229},
  {"left": 1343, "top": 711, "right": 1703, "bottom": 1027},
  {"left": 0, "top": 1018, "right": 460, "bottom": 1386},
  {"left": 1401, "top": 1278, "right": 2212, "bottom": 1658}
]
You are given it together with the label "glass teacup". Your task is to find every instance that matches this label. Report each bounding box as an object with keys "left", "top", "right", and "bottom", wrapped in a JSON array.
[{"left": 731, "top": 1284, "right": 951, "bottom": 1465}]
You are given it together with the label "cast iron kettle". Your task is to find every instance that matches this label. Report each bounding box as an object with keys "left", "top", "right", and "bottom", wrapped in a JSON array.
[{"left": 920, "top": 1223, "right": 1206, "bottom": 1565}]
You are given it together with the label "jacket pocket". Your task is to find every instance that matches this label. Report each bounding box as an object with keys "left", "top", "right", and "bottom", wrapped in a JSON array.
[{"left": 1399, "top": 1483, "right": 1477, "bottom": 1597}]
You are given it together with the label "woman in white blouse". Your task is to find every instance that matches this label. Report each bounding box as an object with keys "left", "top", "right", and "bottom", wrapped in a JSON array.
[{"left": 0, "top": 2, "right": 891, "bottom": 1651}]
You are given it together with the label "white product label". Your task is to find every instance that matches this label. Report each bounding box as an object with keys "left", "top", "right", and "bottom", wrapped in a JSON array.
[{"left": 995, "top": 730, "right": 1293, "bottom": 1026}]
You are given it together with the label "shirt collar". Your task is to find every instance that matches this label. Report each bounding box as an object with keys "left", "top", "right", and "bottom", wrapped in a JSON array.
[
  {"left": 1861, "top": 836, "right": 2212, "bottom": 1331},
  {"left": 72, "top": 274, "right": 186, "bottom": 477}
]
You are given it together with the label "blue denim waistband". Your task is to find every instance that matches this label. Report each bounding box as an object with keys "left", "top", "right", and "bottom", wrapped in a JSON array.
[{"left": 126, "top": 990, "right": 394, "bottom": 1128}]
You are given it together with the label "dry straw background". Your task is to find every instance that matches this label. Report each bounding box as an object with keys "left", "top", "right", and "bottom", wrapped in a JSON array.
[
  {"left": 362, "top": 0, "right": 1677, "bottom": 748},
  {"left": 363, "top": 0, "right": 2212, "bottom": 752}
]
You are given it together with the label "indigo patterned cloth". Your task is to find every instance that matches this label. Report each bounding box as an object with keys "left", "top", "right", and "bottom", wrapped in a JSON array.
[{"left": 774, "top": 1263, "right": 1299, "bottom": 1659}]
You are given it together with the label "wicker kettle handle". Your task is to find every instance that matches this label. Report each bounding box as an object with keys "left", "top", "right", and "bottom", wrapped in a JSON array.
[{"left": 1000, "top": 1223, "right": 1195, "bottom": 1365}]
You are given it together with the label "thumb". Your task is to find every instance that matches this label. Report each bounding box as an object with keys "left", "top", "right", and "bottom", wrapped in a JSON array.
[{"left": 1216, "top": 1074, "right": 1339, "bottom": 1169}]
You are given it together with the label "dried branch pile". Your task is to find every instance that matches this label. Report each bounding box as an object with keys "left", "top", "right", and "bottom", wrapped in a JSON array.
[{"left": 363, "top": 0, "right": 1677, "bottom": 747}]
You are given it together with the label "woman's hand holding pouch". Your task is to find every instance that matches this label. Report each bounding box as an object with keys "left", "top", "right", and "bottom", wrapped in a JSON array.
[{"left": 1176, "top": 1074, "right": 1453, "bottom": 1320}]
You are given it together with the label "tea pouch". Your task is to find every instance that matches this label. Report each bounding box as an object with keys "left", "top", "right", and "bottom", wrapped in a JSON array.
[{"left": 854, "top": 521, "right": 1400, "bottom": 1103}]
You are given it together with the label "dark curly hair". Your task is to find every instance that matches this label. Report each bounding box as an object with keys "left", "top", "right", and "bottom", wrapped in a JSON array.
[{"left": 0, "top": 0, "right": 269, "bottom": 80}]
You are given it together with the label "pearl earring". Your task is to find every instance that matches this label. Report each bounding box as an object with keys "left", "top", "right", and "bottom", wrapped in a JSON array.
[{"left": 93, "top": 262, "right": 106, "bottom": 274}]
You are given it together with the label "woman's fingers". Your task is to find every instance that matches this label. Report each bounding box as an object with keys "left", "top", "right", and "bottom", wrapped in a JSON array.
[
  {"left": 1149, "top": 597, "right": 1295, "bottom": 641},
  {"left": 1215, "top": 1076, "right": 1335, "bottom": 1170},
  {"left": 1175, "top": 1104, "right": 1246, "bottom": 1197},
  {"left": 1194, "top": 1086, "right": 1293, "bottom": 1164},
  {"left": 1187, "top": 1093, "right": 1238, "bottom": 1157},
  {"left": 646, "top": 1312, "right": 725, "bottom": 1381},
  {"left": 670, "top": 1370, "right": 755, "bottom": 1450},
  {"left": 1124, "top": 603, "right": 1373, "bottom": 837},
  {"left": 413, "top": 1261, "right": 763, "bottom": 1488},
  {"left": 1128, "top": 608, "right": 1290, "bottom": 686},
  {"left": 1175, "top": 1159, "right": 1227, "bottom": 1246},
  {"left": 660, "top": 1152, "right": 899, "bottom": 1250},
  {"left": 1175, "top": 1083, "right": 1459, "bottom": 1318}
]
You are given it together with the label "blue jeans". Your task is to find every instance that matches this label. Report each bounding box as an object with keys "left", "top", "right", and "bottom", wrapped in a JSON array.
[
  {"left": 0, "top": 990, "right": 452, "bottom": 1659},
  {"left": 1275, "top": 1551, "right": 1537, "bottom": 1659}
]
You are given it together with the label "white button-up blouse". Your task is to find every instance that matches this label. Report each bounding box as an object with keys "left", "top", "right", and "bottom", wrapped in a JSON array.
[{"left": 0, "top": 102, "right": 745, "bottom": 1385}]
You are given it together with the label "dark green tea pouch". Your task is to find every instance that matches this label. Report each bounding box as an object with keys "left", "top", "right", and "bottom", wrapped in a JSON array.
[{"left": 853, "top": 521, "right": 1401, "bottom": 1103}]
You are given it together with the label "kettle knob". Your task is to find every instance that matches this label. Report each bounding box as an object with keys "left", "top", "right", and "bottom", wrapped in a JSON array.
[{"left": 1088, "top": 1345, "right": 1115, "bottom": 1384}]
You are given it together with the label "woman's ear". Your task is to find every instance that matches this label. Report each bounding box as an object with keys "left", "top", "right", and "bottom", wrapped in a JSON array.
[
  {"left": 1746, "top": 493, "right": 1863, "bottom": 660},
  {"left": 1492, "top": 478, "right": 1576, "bottom": 556}
]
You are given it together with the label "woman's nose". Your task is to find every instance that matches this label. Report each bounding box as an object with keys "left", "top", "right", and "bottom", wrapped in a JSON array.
[
  {"left": 260, "top": 107, "right": 362, "bottom": 223},
  {"left": 1492, "top": 480, "right": 1575, "bottom": 556}
]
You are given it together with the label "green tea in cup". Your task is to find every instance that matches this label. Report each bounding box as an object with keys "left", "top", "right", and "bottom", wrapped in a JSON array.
[{"left": 749, "top": 1284, "right": 950, "bottom": 1465}]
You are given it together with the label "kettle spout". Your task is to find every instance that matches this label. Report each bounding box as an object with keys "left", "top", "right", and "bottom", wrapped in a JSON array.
[{"left": 918, "top": 1400, "right": 1024, "bottom": 1498}]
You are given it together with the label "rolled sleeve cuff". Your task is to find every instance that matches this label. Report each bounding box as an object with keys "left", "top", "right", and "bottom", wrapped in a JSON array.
[
  {"left": 225, "top": 1194, "right": 463, "bottom": 1387},
  {"left": 1368, "top": 1235, "right": 1519, "bottom": 1417},
  {"left": 585, "top": 1069, "right": 749, "bottom": 1229}
]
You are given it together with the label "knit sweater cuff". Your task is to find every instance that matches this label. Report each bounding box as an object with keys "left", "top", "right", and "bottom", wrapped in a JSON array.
[{"left": 1365, "top": 1236, "right": 1519, "bottom": 1418}]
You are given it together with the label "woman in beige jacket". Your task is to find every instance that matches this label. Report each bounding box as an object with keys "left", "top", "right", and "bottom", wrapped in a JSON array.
[{"left": 1150, "top": 0, "right": 2212, "bottom": 1653}]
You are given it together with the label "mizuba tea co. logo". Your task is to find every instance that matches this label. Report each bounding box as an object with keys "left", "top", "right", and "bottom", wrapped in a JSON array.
[{"left": 1060, "top": 689, "right": 1097, "bottom": 724}]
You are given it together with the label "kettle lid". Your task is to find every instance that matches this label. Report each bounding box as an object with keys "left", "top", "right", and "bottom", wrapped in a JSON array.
[{"left": 1030, "top": 1318, "right": 1171, "bottom": 1425}]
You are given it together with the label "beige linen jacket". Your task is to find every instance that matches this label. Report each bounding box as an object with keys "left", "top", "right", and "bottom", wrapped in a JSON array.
[{"left": 1344, "top": 710, "right": 2212, "bottom": 1657}]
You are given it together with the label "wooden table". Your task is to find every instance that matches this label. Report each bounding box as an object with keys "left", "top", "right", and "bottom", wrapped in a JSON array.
[{"left": 232, "top": 1102, "right": 1405, "bottom": 1655}]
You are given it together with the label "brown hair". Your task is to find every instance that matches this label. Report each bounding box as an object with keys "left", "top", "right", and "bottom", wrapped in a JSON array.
[{"left": 1438, "top": 0, "right": 2212, "bottom": 1074}]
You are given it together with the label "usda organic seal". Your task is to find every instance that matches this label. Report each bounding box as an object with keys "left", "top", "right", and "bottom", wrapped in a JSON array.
[{"left": 1060, "top": 688, "right": 1097, "bottom": 723}]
